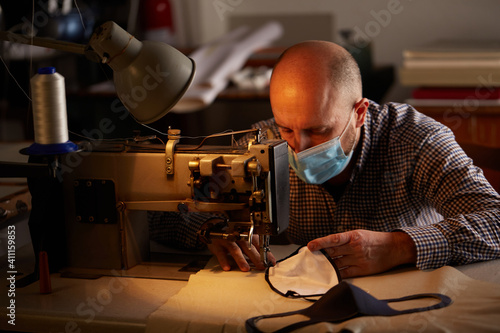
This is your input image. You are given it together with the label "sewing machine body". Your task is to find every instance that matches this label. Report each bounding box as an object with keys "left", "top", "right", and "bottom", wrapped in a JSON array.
[{"left": 57, "top": 136, "right": 289, "bottom": 275}]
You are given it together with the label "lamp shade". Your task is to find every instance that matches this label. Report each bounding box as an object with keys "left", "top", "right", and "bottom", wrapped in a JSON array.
[{"left": 89, "top": 21, "right": 195, "bottom": 124}]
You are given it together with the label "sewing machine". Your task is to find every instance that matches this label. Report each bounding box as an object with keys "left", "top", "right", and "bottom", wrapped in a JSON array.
[
  {"left": 0, "top": 20, "right": 289, "bottom": 279},
  {"left": 33, "top": 128, "right": 289, "bottom": 277}
]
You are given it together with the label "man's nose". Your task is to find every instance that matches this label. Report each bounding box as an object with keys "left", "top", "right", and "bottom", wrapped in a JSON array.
[{"left": 292, "top": 132, "right": 312, "bottom": 153}]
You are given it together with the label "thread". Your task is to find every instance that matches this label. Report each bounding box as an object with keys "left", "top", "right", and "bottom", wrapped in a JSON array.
[{"left": 30, "top": 67, "right": 69, "bottom": 145}]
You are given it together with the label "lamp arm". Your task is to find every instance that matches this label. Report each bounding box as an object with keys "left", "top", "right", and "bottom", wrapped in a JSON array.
[
  {"left": 1, "top": 20, "right": 196, "bottom": 124},
  {"left": 0, "top": 31, "right": 101, "bottom": 62}
]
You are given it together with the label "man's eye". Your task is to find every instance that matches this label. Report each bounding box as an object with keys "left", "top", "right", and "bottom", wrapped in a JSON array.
[
  {"left": 308, "top": 128, "right": 330, "bottom": 136},
  {"left": 280, "top": 128, "right": 293, "bottom": 134}
]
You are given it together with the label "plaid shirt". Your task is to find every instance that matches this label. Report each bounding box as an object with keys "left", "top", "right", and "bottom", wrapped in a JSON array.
[{"left": 150, "top": 100, "right": 500, "bottom": 270}]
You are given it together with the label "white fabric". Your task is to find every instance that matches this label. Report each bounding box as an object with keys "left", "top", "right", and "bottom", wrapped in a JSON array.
[
  {"left": 267, "top": 246, "right": 340, "bottom": 296},
  {"left": 145, "top": 256, "right": 308, "bottom": 333},
  {"left": 145, "top": 252, "right": 500, "bottom": 333}
]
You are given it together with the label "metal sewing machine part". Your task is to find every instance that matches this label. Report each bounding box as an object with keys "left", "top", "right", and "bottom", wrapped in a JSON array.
[
  {"left": 195, "top": 129, "right": 285, "bottom": 267},
  {"left": 46, "top": 128, "right": 290, "bottom": 276}
]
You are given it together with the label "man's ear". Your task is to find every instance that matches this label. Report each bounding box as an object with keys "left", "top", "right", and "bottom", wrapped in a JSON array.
[{"left": 354, "top": 98, "right": 369, "bottom": 128}]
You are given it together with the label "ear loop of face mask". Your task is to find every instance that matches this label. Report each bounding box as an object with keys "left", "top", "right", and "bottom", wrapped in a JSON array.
[
  {"left": 340, "top": 106, "right": 358, "bottom": 158},
  {"left": 246, "top": 281, "right": 452, "bottom": 333}
]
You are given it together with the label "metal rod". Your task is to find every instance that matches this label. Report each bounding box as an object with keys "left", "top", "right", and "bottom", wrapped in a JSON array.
[
  {"left": 0, "top": 31, "right": 87, "bottom": 55},
  {"left": 0, "top": 161, "right": 51, "bottom": 178}
]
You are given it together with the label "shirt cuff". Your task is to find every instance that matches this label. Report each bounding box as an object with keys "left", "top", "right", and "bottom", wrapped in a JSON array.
[{"left": 396, "top": 225, "right": 450, "bottom": 270}]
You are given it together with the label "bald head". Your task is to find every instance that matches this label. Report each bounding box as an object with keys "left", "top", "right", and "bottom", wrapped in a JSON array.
[
  {"left": 271, "top": 40, "right": 362, "bottom": 111},
  {"left": 269, "top": 41, "right": 366, "bottom": 154}
]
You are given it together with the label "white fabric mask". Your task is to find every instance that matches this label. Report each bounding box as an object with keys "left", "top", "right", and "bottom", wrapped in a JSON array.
[{"left": 266, "top": 246, "right": 341, "bottom": 299}]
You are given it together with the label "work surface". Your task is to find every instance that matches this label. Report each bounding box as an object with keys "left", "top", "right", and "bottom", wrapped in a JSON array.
[{"left": 1, "top": 245, "right": 499, "bottom": 333}]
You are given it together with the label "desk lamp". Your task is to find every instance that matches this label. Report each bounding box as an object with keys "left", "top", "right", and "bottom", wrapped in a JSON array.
[{"left": 0, "top": 21, "right": 196, "bottom": 124}]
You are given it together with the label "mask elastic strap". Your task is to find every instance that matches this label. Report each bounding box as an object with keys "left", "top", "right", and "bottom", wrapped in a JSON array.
[
  {"left": 380, "top": 293, "right": 452, "bottom": 315},
  {"left": 338, "top": 107, "right": 355, "bottom": 141},
  {"left": 246, "top": 283, "right": 452, "bottom": 333},
  {"left": 338, "top": 107, "right": 358, "bottom": 155}
]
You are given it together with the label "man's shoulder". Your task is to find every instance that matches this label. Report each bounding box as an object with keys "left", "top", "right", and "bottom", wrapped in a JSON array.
[
  {"left": 368, "top": 100, "right": 435, "bottom": 124},
  {"left": 236, "top": 118, "right": 280, "bottom": 146},
  {"left": 251, "top": 118, "right": 281, "bottom": 140},
  {"left": 368, "top": 100, "right": 449, "bottom": 142}
]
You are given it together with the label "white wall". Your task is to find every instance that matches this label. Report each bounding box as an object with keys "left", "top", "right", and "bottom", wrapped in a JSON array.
[{"left": 180, "top": 0, "right": 500, "bottom": 102}]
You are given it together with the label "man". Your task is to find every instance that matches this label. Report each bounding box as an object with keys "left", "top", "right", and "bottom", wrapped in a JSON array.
[{"left": 149, "top": 40, "right": 500, "bottom": 278}]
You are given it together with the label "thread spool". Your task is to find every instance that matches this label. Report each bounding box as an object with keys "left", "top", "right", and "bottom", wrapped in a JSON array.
[
  {"left": 39, "top": 251, "right": 52, "bottom": 294},
  {"left": 24, "top": 67, "right": 78, "bottom": 155}
]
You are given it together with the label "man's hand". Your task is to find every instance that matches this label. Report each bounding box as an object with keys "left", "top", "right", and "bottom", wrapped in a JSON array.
[
  {"left": 307, "top": 230, "right": 417, "bottom": 278},
  {"left": 207, "top": 235, "right": 276, "bottom": 272}
]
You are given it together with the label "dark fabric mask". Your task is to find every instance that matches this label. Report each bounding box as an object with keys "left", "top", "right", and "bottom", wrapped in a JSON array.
[
  {"left": 248, "top": 246, "right": 452, "bottom": 332},
  {"left": 246, "top": 280, "right": 452, "bottom": 333}
]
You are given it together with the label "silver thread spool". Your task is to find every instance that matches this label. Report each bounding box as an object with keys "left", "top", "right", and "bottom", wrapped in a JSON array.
[{"left": 30, "top": 67, "right": 69, "bottom": 145}]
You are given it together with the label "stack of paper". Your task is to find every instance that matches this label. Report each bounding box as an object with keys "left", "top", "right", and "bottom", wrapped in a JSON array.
[
  {"left": 171, "top": 21, "right": 283, "bottom": 113},
  {"left": 399, "top": 40, "right": 500, "bottom": 106}
]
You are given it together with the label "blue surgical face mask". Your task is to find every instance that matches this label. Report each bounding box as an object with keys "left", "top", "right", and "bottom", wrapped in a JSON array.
[{"left": 288, "top": 111, "right": 355, "bottom": 184}]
